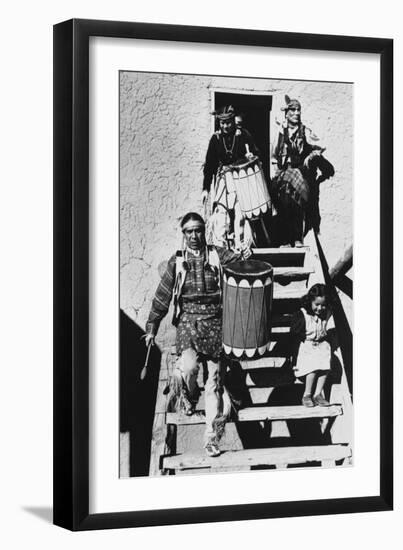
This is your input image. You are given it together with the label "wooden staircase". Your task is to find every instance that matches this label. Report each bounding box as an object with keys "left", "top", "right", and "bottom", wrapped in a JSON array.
[{"left": 149, "top": 231, "right": 353, "bottom": 475}]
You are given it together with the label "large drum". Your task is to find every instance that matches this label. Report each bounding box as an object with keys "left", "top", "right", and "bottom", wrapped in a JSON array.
[
  {"left": 222, "top": 260, "right": 273, "bottom": 359},
  {"left": 222, "top": 156, "right": 271, "bottom": 219}
]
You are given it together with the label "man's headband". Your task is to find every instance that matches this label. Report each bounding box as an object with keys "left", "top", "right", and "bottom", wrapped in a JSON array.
[{"left": 182, "top": 220, "right": 205, "bottom": 232}]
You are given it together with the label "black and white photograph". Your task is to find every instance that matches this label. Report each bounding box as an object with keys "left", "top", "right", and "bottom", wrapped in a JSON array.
[{"left": 119, "top": 71, "right": 353, "bottom": 478}]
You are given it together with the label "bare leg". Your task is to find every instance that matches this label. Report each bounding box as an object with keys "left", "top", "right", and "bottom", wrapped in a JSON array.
[
  {"left": 313, "top": 372, "right": 330, "bottom": 406},
  {"left": 175, "top": 348, "right": 201, "bottom": 415},
  {"left": 313, "top": 372, "right": 329, "bottom": 397},
  {"left": 304, "top": 372, "right": 316, "bottom": 396},
  {"left": 204, "top": 359, "right": 223, "bottom": 445},
  {"left": 178, "top": 348, "right": 200, "bottom": 396}
]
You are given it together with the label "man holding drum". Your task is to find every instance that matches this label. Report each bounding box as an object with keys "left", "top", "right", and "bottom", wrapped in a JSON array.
[
  {"left": 202, "top": 105, "right": 262, "bottom": 250},
  {"left": 270, "top": 95, "right": 334, "bottom": 246},
  {"left": 144, "top": 212, "right": 251, "bottom": 458}
]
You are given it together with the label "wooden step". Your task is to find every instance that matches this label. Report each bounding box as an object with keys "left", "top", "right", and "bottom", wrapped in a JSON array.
[
  {"left": 238, "top": 404, "right": 342, "bottom": 422},
  {"left": 166, "top": 404, "right": 342, "bottom": 425},
  {"left": 240, "top": 356, "right": 289, "bottom": 369},
  {"left": 162, "top": 444, "right": 351, "bottom": 471},
  {"left": 271, "top": 326, "right": 291, "bottom": 335},
  {"left": 167, "top": 410, "right": 208, "bottom": 426},
  {"left": 252, "top": 247, "right": 309, "bottom": 255},
  {"left": 268, "top": 328, "right": 292, "bottom": 343},
  {"left": 273, "top": 266, "right": 314, "bottom": 278}
]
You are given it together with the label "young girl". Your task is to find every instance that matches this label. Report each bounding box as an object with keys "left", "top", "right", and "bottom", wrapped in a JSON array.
[{"left": 290, "top": 283, "right": 333, "bottom": 407}]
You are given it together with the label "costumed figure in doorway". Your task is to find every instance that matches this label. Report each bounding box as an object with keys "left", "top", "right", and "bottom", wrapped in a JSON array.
[
  {"left": 270, "top": 96, "right": 335, "bottom": 247},
  {"left": 202, "top": 105, "right": 272, "bottom": 250},
  {"left": 144, "top": 212, "right": 251, "bottom": 457}
]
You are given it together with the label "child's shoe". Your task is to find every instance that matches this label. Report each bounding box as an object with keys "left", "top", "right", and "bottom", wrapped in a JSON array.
[
  {"left": 302, "top": 394, "right": 315, "bottom": 407},
  {"left": 313, "top": 394, "right": 330, "bottom": 407}
]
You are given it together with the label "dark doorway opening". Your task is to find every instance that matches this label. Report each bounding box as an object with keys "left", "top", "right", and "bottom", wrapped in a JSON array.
[{"left": 213, "top": 92, "right": 272, "bottom": 182}]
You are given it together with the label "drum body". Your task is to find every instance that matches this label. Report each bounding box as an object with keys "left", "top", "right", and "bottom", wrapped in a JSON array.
[
  {"left": 222, "top": 260, "right": 273, "bottom": 359},
  {"left": 226, "top": 156, "right": 271, "bottom": 219}
]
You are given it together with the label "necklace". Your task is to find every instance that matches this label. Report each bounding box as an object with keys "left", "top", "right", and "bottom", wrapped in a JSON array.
[
  {"left": 186, "top": 247, "right": 202, "bottom": 257},
  {"left": 222, "top": 133, "right": 236, "bottom": 155}
]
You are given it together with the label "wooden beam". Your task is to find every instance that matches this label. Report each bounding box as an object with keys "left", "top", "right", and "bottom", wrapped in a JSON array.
[
  {"left": 149, "top": 413, "right": 170, "bottom": 475},
  {"left": 167, "top": 404, "right": 342, "bottom": 425},
  {"left": 273, "top": 266, "right": 314, "bottom": 278},
  {"left": 154, "top": 380, "right": 170, "bottom": 414},
  {"left": 329, "top": 245, "right": 353, "bottom": 280},
  {"left": 238, "top": 404, "right": 343, "bottom": 422},
  {"left": 149, "top": 350, "right": 175, "bottom": 476},
  {"left": 304, "top": 230, "right": 325, "bottom": 286},
  {"left": 162, "top": 444, "right": 351, "bottom": 470},
  {"left": 252, "top": 247, "right": 308, "bottom": 255},
  {"left": 240, "top": 356, "right": 288, "bottom": 369}
]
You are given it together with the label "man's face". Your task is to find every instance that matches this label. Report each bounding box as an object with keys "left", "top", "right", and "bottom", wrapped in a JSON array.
[
  {"left": 219, "top": 118, "right": 235, "bottom": 135},
  {"left": 183, "top": 222, "right": 205, "bottom": 250},
  {"left": 286, "top": 106, "right": 301, "bottom": 125}
]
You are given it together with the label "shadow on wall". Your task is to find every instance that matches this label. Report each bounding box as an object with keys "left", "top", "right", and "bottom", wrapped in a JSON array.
[{"left": 120, "top": 310, "right": 161, "bottom": 477}]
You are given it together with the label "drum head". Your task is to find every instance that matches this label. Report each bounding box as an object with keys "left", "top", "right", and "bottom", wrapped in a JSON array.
[{"left": 223, "top": 259, "right": 272, "bottom": 280}]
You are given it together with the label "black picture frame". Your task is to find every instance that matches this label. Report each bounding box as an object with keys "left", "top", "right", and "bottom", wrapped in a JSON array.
[{"left": 53, "top": 18, "right": 393, "bottom": 531}]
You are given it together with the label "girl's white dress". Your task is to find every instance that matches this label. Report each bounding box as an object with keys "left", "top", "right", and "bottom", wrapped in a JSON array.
[{"left": 293, "top": 307, "right": 333, "bottom": 378}]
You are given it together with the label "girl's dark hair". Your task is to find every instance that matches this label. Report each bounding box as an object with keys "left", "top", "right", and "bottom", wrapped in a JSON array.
[
  {"left": 180, "top": 212, "right": 205, "bottom": 229},
  {"left": 301, "top": 283, "right": 331, "bottom": 314}
]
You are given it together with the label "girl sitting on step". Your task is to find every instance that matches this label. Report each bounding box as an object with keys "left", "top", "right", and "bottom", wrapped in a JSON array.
[{"left": 290, "top": 283, "right": 334, "bottom": 407}]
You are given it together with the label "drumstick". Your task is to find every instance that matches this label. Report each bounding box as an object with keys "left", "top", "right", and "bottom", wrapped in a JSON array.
[{"left": 140, "top": 342, "right": 152, "bottom": 380}]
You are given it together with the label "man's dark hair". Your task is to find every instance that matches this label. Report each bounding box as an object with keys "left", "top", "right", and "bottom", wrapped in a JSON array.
[{"left": 180, "top": 212, "right": 205, "bottom": 229}]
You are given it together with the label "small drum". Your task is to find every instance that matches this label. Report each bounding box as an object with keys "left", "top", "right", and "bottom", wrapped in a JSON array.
[
  {"left": 224, "top": 156, "right": 271, "bottom": 219},
  {"left": 222, "top": 260, "right": 273, "bottom": 359}
]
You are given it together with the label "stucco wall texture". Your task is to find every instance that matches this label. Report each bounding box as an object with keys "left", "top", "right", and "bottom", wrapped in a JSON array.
[{"left": 120, "top": 72, "right": 353, "bottom": 348}]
